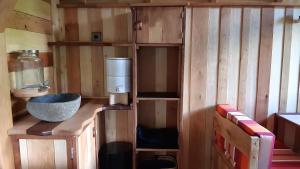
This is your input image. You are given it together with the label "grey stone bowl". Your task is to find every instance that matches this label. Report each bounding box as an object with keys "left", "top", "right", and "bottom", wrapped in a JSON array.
[{"left": 26, "top": 93, "right": 81, "bottom": 122}]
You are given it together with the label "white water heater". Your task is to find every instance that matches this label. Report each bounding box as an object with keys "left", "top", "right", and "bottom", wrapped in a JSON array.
[{"left": 106, "top": 58, "right": 131, "bottom": 105}]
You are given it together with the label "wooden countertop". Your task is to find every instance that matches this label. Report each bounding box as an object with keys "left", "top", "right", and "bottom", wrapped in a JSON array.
[{"left": 8, "top": 99, "right": 109, "bottom": 136}]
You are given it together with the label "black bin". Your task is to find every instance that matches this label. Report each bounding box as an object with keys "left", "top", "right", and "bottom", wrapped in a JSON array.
[{"left": 99, "top": 142, "right": 132, "bottom": 169}]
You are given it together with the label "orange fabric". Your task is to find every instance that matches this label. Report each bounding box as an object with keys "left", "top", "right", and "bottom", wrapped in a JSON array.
[
  {"left": 216, "top": 104, "right": 275, "bottom": 169},
  {"left": 216, "top": 104, "right": 239, "bottom": 117}
]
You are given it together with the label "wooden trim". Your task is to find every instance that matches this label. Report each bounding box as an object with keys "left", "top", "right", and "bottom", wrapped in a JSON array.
[
  {"left": 10, "top": 135, "right": 68, "bottom": 140},
  {"left": 214, "top": 113, "right": 259, "bottom": 158},
  {"left": 189, "top": 2, "right": 300, "bottom": 7},
  {"left": 6, "top": 10, "right": 52, "bottom": 35},
  {"left": 137, "top": 43, "right": 182, "bottom": 47},
  {"left": 57, "top": 2, "right": 130, "bottom": 8},
  {"left": 11, "top": 136, "right": 21, "bottom": 169},
  {"left": 66, "top": 136, "right": 76, "bottom": 169},
  {"left": 48, "top": 41, "right": 133, "bottom": 47},
  {"left": 56, "top": 2, "right": 300, "bottom": 8},
  {"left": 131, "top": 2, "right": 188, "bottom": 7}
]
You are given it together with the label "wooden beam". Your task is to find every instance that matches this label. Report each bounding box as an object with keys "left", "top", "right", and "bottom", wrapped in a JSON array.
[
  {"left": 6, "top": 11, "right": 52, "bottom": 35},
  {"left": 0, "top": 33, "right": 15, "bottom": 169},
  {"left": 0, "top": 0, "right": 17, "bottom": 32}
]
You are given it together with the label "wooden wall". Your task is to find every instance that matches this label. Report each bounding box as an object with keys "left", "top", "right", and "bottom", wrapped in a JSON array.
[
  {"left": 0, "top": 1, "right": 18, "bottom": 169},
  {"left": 182, "top": 6, "right": 300, "bottom": 169},
  {"left": 0, "top": 32, "right": 14, "bottom": 169},
  {"left": 0, "top": 0, "right": 53, "bottom": 168},
  {"left": 5, "top": 0, "right": 54, "bottom": 120},
  {"left": 52, "top": 0, "right": 133, "bottom": 143}
]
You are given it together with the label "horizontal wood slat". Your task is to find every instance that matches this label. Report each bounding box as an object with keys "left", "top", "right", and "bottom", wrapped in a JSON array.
[
  {"left": 57, "top": 2, "right": 300, "bottom": 8},
  {"left": 6, "top": 11, "right": 52, "bottom": 35},
  {"left": 48, "top": 41, "right": 132, "bottom": 46}
]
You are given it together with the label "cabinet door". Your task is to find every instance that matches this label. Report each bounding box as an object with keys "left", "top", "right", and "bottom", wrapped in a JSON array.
[
  {"left": 18, "top": 139, "right": 68, "bottom": 169},
  {"left": 77, "top": 121, "right": 97, "bottom": 169},
  {"left": 136, "top": 7, "right": 183, "bottom": 44}
]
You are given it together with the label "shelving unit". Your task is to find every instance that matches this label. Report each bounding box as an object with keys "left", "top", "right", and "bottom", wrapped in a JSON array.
[
  {"left": 48, "top": 41, "right": 132, "bottom": 47},
  {"left": 49, "top": 3, "right": 185, "bottom": 169},
  {"left": 132, "top": 6, "right": 184, "bottom": 169}
]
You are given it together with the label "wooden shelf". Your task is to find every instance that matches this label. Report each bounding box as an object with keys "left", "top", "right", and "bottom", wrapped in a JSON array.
[
  {"left": 56, "top": 2, "right": 300, "bottom": 8},
  {"left": 57, "top": 2, "right": 130, "bottom": 8},
  {"left": 137, "top": 43, "right": 182, "bottom": 47},
  {"left": 137, "top": 92, "right": 180, "bottom": 101},
  {"left": 136, "top": 148, "right": 179, "bottom": 152},
  {"left": 48, "top": 41, "right": 133, "bottom": 47},
  {"left": 103, "top": 104, "right": 132, "bottom": 111}
]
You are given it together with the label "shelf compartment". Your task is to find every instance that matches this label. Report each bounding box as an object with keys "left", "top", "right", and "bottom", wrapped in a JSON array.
[
  {"left": 137, "top": 43, "right": 182, "bottom": 47},
  {"left": 137, "top": 125, "right": 178, "bottom": 150},
  {"left": 103, "top": 104, "right": 132, "bottom": 111},
  {"left": 137, "top": 47, "right": 181, "bottom": 99},
  {"left": 48, "top": 41, "right": 133, "bottom": 47},
  {"left": 136, "top": 148, "right": 179, "bottom": 152},
  {"left": 57, "top": 2, "right": 130, "bottom": 8},
  {"left": 137, "top": 92, "right": 179, "bottom": 101}
]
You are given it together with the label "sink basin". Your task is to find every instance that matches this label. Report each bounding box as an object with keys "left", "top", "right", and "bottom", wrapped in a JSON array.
[{"left": 26, "top": 93, "right": 81, "bottom": 122}]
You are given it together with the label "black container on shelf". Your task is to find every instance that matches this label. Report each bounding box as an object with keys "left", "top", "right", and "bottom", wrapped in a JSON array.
[
  {"left": 138, "top": 155, "right": 177, "bottom": 169},
  {"left": 137, "top": 125, "right": 178, "bottom": 149},
  {"left": 99, "top": 142, "right": 132, "bottom": 169}
]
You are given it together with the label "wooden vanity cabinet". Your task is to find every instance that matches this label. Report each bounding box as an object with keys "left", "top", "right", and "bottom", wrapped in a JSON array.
[
  {"left": 7, "top": 100, "right": 109, "bottom": 169},
  {"left": 135, "top": 7, "right": 184, "bottom": 44},
  {"left": 10, "top": 120, "right": 97, "bottom": 169}
]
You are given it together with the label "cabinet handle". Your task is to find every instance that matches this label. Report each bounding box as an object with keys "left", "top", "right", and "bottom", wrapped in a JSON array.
[
  {"left": 135, "top": 20, "right": 143, "bottom": 30},
  {"left": 93, "top": 127, "right": 96, "bottom": 138}
]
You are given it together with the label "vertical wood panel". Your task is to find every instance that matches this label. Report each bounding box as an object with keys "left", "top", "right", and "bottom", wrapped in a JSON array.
[
  {"left": 88, "top": 9, "right": 104, "bottom": 97},
  {"left": 189, "top": 7, "right": 219, "bottom": 169},
  {"left": 19, "top": 139, "right": 28, "bottom": 169},
  {"left": 238, "top": 8, "right": 261, "bottom": 119},
  {"left": 116, "top": 110, "right": 130, "bottom": 141},
  {"left": 279, "top": 8, "right": 300, "bottom": 112},
  {"left": 136, "top": 7, "right": 183, "bottom": 44},
  {"left": 0, "top": 33, "right": 14, "bottom": 169},
  {"left": 78, "top": 122, "right": 96, "bottom": 169},
  {"left": 217, "top": 8, "right": 241, "bottom": 106},
  {"left": 78, "top": 9, "right": 93, "bottom": 96},
  {"left": 52, "top": 1, "right": 67, "bottom": 92},
  {"left": 155, "top": 48, "right": 167, "bottom": 128},
  {"left": 54, "top": 140, "right": 68, "bottom": 169},
  {"left": 181, "top": 7, "right": 192, "bottom": 169},
  {"left": 27, "top": 140, "right": 55, "bottom": 169},
  {"left": 267, "top": 8, "right": 285, "bottom": 130},
  {"left": 255, "top": 8, "right": 275, "bottom": 125},
  {"left": 64, "top": 8, "right": 81, "bottom": 93}
]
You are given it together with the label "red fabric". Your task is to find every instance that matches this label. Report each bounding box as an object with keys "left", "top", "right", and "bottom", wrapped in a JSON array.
[
  {"left": 216, "top": 104, "right": 275, "bottom": 169},
  {"left": 272, "top": 162, "right": 300, "bottom": 169},
  {"left": 216, "top": 104, "right": 239, "bottom": 117}
]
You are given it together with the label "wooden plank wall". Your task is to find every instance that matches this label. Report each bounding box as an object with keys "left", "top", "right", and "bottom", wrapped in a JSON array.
[
  {"left": 52, "top": 1, "right": 133, "bottom": 143},
  {"left": 182, "top": 6, "right": 300, "bottom": 169},
  {"left": 5, "top": 0, "right": 54, "bottom": 120},
  {"left": 0, "top": 33, "right": 15, "bottom": 169},
  {"left": 0, "top": 1, "right": 17, "bottom": 169}
]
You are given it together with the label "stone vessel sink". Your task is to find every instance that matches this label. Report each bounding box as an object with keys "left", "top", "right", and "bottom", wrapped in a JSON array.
[{"left": 26, "top": 93, "right": 81, "bottom": 122}]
